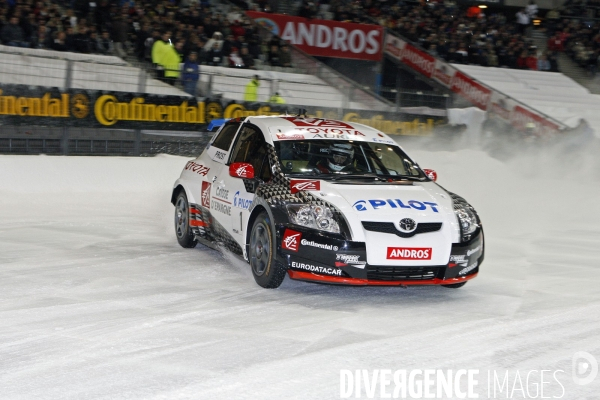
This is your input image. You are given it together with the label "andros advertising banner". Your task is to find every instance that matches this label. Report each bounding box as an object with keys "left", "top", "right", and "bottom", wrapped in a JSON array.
[{"left": 246, "top": 11, "right": 383, "bottom": 61}]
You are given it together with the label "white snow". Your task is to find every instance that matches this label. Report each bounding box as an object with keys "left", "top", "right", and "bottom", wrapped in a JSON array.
[{"left": 1, "top": 143, "right": 599, "bottom": 399}]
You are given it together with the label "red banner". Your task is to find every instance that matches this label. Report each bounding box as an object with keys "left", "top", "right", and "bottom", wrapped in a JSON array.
[
  {"left": 450, "top": 71, "right": 492, "bottom": 111},
  {"left": 384, "top": 36, "right": 435, "bottom": 78},
  {"left": 511, "top": 106, "right": 560, "bottom": 135},
  {"left": 400, "top": 44, "right": 436, "bottom": 78},
  {"left": 246, "top": 11, "right": 383, "bottom": 61}
]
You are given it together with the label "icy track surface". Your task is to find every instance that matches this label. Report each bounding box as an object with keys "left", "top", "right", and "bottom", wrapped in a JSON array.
[{"left": 1, "top": 147, "right": 599, "bottom": 400}]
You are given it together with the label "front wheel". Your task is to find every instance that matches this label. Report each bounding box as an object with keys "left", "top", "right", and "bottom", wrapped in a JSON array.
[
  {"left": 442, "top": 282, "right": 467, "bottom": 289},
  {"left": 249, "top": 212, "right": 286, "bottom": 288},
  {"left": 174, "top": 191, "right": 197, "bottom": 248}
]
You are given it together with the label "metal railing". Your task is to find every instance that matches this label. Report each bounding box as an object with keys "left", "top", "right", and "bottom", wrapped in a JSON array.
[
  {"left": 0, "top": 49, "right": 186, "bottom": 96},
  {"left": 0, "top": 125, "right": 212, "bottom": 157}
]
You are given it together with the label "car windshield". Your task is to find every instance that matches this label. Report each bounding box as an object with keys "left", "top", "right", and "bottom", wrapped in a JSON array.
[{"left": 274, "top": 140, "right": 425, "bottom": 179}]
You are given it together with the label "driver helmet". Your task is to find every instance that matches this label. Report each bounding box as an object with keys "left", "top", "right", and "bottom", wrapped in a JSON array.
[{"left": 328, "top": 143, "right": 354, "bottom": 172}]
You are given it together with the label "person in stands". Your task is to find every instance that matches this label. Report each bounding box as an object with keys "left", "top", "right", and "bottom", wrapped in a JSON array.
[
  {"left": 182, "top": 52, "right": 200, "bottom": 96},
  {"left": 244, "top": 75, "right": 260, "bottom": 102},
  {"left": 1, "top": 16, "right": 29, "bottom": 47},
  {"left": 269, "top": 92, "right": 285, "bottom": 104}
]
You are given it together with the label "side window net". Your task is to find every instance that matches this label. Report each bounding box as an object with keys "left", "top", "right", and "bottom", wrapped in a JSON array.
[
  {"left": 231, "top": 126, "right": 267, "bottom": 173},
  {"left": 212, "top": 122, "right": 240, "bottom": 151}
]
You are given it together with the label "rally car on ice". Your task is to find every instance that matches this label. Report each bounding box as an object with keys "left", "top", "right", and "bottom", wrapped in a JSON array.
[{"left": 171, "top": 116, "right": 483, "bottom": 288}]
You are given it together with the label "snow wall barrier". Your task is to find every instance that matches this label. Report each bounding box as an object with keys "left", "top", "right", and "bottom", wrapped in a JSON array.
[{"left": 384, "top": 33, "right": 585, "bottom": 137}]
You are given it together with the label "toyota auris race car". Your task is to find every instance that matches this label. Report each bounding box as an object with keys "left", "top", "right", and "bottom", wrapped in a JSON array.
[{"left": 172, "top": 116, "right": 483, "bottom": 288}]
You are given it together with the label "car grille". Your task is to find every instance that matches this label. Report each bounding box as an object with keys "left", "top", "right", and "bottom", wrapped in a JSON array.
[
  {"left": 366, "top": 266, "right": 442, "bottom": 281},
  {"left": 361, "top": 221, "right": 442, "bottom": 238}
]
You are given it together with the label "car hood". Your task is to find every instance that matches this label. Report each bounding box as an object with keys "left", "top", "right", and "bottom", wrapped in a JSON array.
[{"left": 308, "top": 180, "right": 461, "bottom": 262}]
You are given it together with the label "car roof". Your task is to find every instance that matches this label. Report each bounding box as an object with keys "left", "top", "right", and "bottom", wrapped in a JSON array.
[{"left": 243, "top": 115, "right": 398, "bottom": 146}]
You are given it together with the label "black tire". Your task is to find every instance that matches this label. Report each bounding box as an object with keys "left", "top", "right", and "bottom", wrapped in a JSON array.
[
  {"left": 442, "top": 282, "right": 467, "bottom": 289},
  {"left": 174, "top": 191, "right": 197, "bottom": 248},
  {"left": 249, "top": 212, "right": 286, "bottom": 288}
]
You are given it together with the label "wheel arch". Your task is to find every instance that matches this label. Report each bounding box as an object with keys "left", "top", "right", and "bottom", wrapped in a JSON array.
[
  {"left": 245, "top": 197, "right": 278, "bottom": 252},
  {"left": 171, "top": 184, "right": 185, "bottom": 205}
]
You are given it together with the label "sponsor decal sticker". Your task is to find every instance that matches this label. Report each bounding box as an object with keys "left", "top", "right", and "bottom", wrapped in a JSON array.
[
  {"left": 284, "top": 117, "right": 354, "bottom": 129},
  {"left": 301, "top": 239, "right": 338, "bottom": 251},
  {"left": 185, "top": 161, "right": 210, "bottom": 176},
  {"left": 236, "top": 165, "right": 249, "bottom": 177},
  {"left": 459, "top": 261, "right": 478, "bottom": 275},
  {"left": 290, "top": 179, "right": 321, "bottom": 194},
  {"left": 371, "top": 137, "right": 396, "bottom": 145},
  {"left": 297, "top": 127, "right": 366, "bottom": 137},
  {"left": 214, "top": 150, "right": 226, "bottom": 160},
  {"left": 211, "top": 200, "right": 231, "bottom": 216},
  {"left": 387, "top": 247, "right": 432, "bottom": 260},
  {"left": 201, "top": 181, "right": 211, "bottom": 208},
  {"left": 353, "top": 199, "right": 439, "bottom": 212},
  {"left": 215, "top": 187, "right": 229, "bottom": 201},
  {"left": 211, "top": 187, "right": 231, "bottom": 215},
  {"left": 335, "top": 254, "right": 366, "bottom": 268},
  {"left": 467, "top": 245, "right": 481, "bottom": 257},
  {"left": 233, "top": 191, "right": 253, "bottom": 210},
  {"left": 276, "top": 133, "right": 305, "bottom": 140},
  {"left": 291, "top": 261, "right": 343, "bottom": 276},
  {"left": 282, "top": 229, "right": 302, "bottom": 252}
]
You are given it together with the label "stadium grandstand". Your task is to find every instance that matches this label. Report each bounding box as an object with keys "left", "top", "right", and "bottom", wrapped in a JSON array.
[
  {"left": 0, "top": 0, "right": 599, "bottom": 158},
  {"left": 0, "top": 0, "right": 588, "bottom": 74}
]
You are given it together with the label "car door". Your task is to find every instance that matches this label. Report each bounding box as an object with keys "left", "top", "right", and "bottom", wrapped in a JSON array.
[
  {"left": 224, "top": 123, "right": 272, "bottom": 241},
  {"left": 203, "top": 121, "right": 241, "bottom": 230}
]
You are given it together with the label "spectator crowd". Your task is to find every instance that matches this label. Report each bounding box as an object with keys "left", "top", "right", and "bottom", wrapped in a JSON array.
[
  {"left": 0, "top": 0, "right": 294, "bottom": 95},
  {"left": 5, "top": 0, "right": 600, "bottom": 88},
  {"left": 308, "top": 0, "right": 557, "bottom": 72}
]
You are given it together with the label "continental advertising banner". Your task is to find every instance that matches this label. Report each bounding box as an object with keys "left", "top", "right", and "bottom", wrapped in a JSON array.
[
  {"left": 0, "top": 84, "right": 444, "bottom": 135},
  {"left": 246, "top": 11, "right": 383, "bottom": 61},
  {"left": 383, "top": 35, "right": 563, "bottom": 135},
  {"left": 0, "top": 85, "right": 207, "bottom": 130}
]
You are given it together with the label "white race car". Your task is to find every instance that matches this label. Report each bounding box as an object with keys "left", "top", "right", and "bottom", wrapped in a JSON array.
[{"left": 172, "top": 116, "right": 483, "bottom": 288}]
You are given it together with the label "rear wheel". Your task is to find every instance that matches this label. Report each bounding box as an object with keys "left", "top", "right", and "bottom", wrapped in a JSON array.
[
  {"left": 442, "top": 282, "right": 467, "bottom": 289},
  {"left": 174, "top": 191, "right": 197, "bottom": 248},
  {"left": 249, "top": 212, "right": 286, "bottom": 288}
]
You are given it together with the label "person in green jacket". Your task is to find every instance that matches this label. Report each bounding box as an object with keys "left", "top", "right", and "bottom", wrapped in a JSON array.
[
  {"left": 244, "top": 75, "right": 260, "bottom": 102},
  {"left": 162, "top": 40, "right": 183, "bottom": 85},
  {"left": 151, "top": 31, "right": 170, "bottom": 81},
  {"left": 269, "top": 92, "right": 286, "bottom": 104}
]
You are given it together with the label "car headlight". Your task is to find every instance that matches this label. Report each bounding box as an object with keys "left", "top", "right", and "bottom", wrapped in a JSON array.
[
  {"left": 449, "top": 192, "right": 480, "bottom": 242},
  {"left": 286, "top": 204, "right": 340, "bottom": 234},
  {"left": 455, "top": 206, "right": 477, "bottom": 235}
]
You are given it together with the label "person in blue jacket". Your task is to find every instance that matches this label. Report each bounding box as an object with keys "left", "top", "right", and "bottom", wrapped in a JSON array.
[{"left": 182, "top": 52, "right": 200, "bottom": 97}]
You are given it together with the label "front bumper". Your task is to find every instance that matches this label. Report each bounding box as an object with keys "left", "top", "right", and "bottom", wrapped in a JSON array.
[{"left": 276, "top": 224, "right": 484, "bottom": 286}]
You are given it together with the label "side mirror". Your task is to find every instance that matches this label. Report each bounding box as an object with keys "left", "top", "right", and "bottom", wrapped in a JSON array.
[
  {"left": 423, "top": 169, "right": 437, "bottom": 182},
  {"left": 229, "top": 162, "right": 255, "bottom": 179}
]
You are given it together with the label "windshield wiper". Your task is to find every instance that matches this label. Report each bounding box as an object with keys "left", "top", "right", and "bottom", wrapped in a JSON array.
[
  {"left": 330, "top": 174, "right": 381, "bottom": 180},
  {"left": 378, "top": 174, "right": 425, "bottom": 181},
  {"left": 286, "top": 172, "right": 332, "bottom": 178}
]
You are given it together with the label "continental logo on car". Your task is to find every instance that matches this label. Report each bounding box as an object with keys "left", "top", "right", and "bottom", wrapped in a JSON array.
[
  {"left": 0, "top": 90, "right": 70, "bottom": 117},
  {"left": 94, "top": 95, "right": 207, "bottom": 126}
]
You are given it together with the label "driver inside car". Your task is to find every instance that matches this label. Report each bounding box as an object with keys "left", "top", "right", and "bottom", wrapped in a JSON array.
[{"left": 313, "top": 143, "right": 357, "bottom": 173}]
